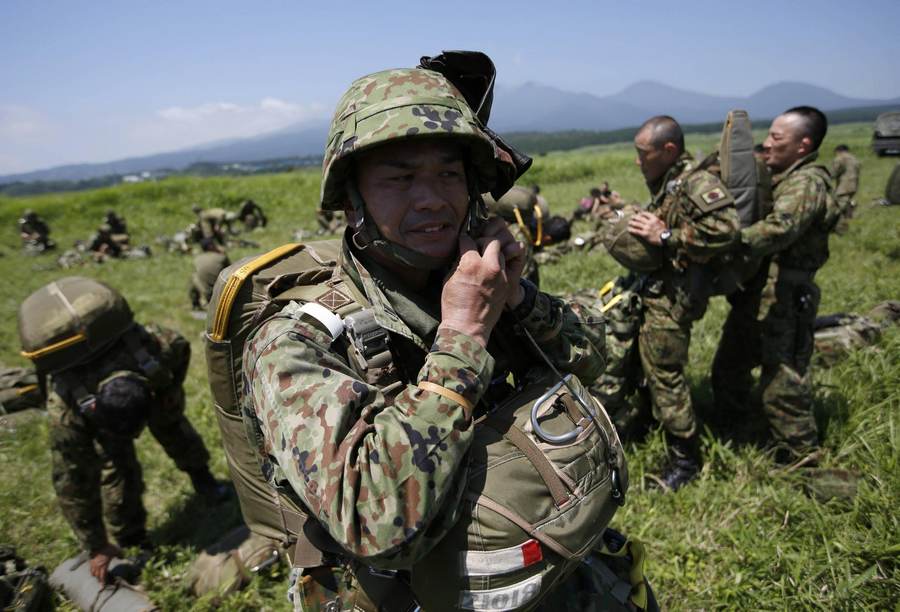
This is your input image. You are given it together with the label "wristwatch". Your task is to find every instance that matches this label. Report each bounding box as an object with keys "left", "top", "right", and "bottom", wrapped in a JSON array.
[{"left": 659, "top": 229, "right": 672, "bottom": 247}]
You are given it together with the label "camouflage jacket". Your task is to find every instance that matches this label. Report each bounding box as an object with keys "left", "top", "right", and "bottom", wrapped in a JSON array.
[
  {"left": 741, "top": 152, "right": 834, "bottom": 272},
  {"left": 646, "top": 153, "right": 740, "bottom": 271},
  {"left": 48, "top": 324, "right": 189, "bottom": 552},
  {"left": 242, "top": 240, "right": 605, "bottom": 567},
  {"left": 831, "top": 151, "right": 860, "bottom": 206}
]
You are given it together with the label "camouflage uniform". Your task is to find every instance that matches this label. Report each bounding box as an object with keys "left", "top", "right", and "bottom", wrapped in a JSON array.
[
  {"left": 48, "top": 324, "right": 211, "bottom": 552},
  {"left": 712, "top": 152, "right": 836, "bottom": 450},
  {"left": 87, "top": 228, "right": 123, "bottom": 260},
  {"left": 105, "top": 211, "right": 128, "bottom": 236},
  {"left": 237, "top": 200, "right": 267, "bottom": 229},
  {"left": 243, "top": 242, "right": 605, "bottom": 558},
  {"left": 197, "top": 208, "right": 230, "bottom": 244},
  {"left": 242, "top": 239, "right": 605, "bottom": 595},
  {"left": 830, "top": 150, "right": 860, "bottom": 218},
  {"left": 18, "top": 212, "right": 54, "bottom": 251},
  {"left": 632, "top": 154, "right": 740, "bottom": 441},
  {"left": 190, "top": 252, "right": 231, "bottom": 310},
  {"left": 315, "top": 209, "right": 345, "bottom": 236}
]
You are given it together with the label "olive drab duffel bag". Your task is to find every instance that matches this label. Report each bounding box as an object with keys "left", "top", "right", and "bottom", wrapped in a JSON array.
[{"left": 18, "top": 277, "right": 134, "bottom": 374}]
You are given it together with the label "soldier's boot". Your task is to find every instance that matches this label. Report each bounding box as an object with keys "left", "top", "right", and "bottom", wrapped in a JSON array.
[
  {"left": 659, "top": 433, "right": 701, "bottom": 492},
  {"left": 189, "top": 468, "right": 231, "bottom": 504}
]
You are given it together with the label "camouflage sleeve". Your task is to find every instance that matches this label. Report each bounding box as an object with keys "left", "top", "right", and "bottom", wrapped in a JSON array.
[
  {"left": 47, "top": 389, "right": 108, "bottom": 552},
  {"left": 669, "top": 173, "right": 741, "bottom": 262},
  {"left": 145, "top": 324, "right": 191, "bottom": 386},
  {"left": 834, "top": 160, "right": 859, "bottom": 201},
  {"left": 244, "top": 302, "right": 495, "bottom": 566},
  {"left": 741, "top": 171, "right": 827, "bottom": 258},
  {"left": 511, "top": 286, "right": 606, "bottom": 384}
]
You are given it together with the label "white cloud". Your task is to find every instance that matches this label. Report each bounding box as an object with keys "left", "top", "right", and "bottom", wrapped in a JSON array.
[
  {"left": 0, "top": 105, "right": 51, "bottom": 139},
  {"left": 138, "top": 97, "right": 328, "bottom": 149}
]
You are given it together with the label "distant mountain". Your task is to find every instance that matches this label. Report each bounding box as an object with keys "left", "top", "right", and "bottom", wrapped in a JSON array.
[{"left": 3, "top": 81, "right": 898, "bottom": 185}]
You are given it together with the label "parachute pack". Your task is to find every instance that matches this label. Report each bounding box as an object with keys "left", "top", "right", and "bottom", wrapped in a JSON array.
[{"left": 205, "top": 241, "right": 639, "bottom": 610}]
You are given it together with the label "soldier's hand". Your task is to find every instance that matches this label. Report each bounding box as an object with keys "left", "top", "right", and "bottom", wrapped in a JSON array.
[
  {"left": 440, "top": 229, "right": 515, "bottom": 347},
  {"left": 628, "top": 212, "right": 668, "bottom": 246},
  {"left": 89, "top": 543, "right": 121, "bottom": 584},
  {"left": 475, "top": 217, "right": 526, "bottom": 309}
]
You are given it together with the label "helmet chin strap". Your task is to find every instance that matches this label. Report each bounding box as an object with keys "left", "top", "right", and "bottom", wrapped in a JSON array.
[{"left": 347, "top": 180, "right": 455, "bottom": 271}]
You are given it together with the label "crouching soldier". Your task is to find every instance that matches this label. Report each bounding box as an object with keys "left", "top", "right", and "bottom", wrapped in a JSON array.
[{"left": 18, "top": 277, "right": 226, "bottom": 584}]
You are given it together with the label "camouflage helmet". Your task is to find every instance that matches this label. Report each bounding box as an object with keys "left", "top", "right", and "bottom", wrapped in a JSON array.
[
  {"left": 320, "top": 68, "right": 509, "bottom": 211},
  {"left": 599, "top": 204, "right": 663, "bottom": 273}
]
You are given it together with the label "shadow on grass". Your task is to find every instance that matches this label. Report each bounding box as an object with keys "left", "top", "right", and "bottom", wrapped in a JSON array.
[{"left": 150, "top": 485, "right": 244, "bottom": 553}]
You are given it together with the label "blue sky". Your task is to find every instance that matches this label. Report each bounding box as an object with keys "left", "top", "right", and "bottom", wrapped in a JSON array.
[{"left": 2, "top": 0, "right": 899, "bottom": 175}]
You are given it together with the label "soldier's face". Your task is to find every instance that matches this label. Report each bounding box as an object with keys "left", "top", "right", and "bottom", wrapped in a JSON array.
[
  {"left": 634, "top": 129, "right": 675, "bottom": 183},
  {"left": 764, "top": 114, "right": 810, "bottom": 173},
  {"left": 355, "top": 139, "right": 470, "bottom": 262}
]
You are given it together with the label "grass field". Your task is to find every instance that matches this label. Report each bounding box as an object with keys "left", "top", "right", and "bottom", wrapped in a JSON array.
[{"left": 0, "top": 122, "right": 897, "bottom": 610}]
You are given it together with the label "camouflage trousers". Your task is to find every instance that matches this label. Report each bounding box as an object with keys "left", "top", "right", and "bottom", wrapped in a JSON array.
[
  {"left": 712, "top": 264, "right": 820, "bottom": 449},
  {"left": 51, "top": 388, "right": 210, "bottom": 547},
  {"left": 636, "top": 282, "right": 706, "bottom": 440}
]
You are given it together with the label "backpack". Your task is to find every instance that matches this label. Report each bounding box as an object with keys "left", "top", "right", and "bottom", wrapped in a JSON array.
[
  {"left": 691, "top": 110, "right": 771, "bottom": 296},
  {"left": 205, "top": 241, "right": 628, "bottom": 610}
]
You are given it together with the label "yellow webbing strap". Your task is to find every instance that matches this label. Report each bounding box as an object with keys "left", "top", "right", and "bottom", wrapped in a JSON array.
[
  {"left": 599, "top": 538, "right": 648, "bottom": 610},
  {"left": 599, "top": 280, "right": 616, "bottom": 298},
  {"left": 511, "top": 207, "right": 533, "bottom": 244},
  {"left": 532, "top": 204, "right": 543, "bottom": 246},
  {"left": 210, "top": 243, "right": 306, "bottom": 342},
  {"left": 16, "top": 384, "right": 39, "bottom": 396},
  {"left": 601, "top": 293, "right": 625, "bottom": 314},
  {"left": 20, "top": 332, "right": 86, "bottom": 360}
]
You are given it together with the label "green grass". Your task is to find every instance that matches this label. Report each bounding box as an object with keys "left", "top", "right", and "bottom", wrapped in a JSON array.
[{"left": 1, "top": 122, "right": 898, "bottom": 610}]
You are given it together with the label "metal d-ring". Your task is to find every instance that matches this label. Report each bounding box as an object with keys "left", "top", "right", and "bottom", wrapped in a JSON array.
[{"left": 531, "top": 374, "right": 584, "bottom": 444}]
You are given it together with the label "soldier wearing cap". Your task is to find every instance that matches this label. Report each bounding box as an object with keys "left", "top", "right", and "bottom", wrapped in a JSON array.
[{"left": 18, "top": 210, "right": 54, "bottom": 252}]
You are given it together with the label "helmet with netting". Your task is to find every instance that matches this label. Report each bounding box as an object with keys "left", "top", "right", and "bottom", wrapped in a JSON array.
[{"left": 320, "top": 68, "right": 510, "bottom": 211}]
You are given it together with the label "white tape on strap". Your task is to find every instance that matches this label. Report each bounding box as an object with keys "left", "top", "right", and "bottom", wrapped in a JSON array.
[
  {"left": 461, "top": 539, "right": 543, "bottom": 577},
  {"left": 458, "top": 573, "right": 542, "bottom": 611},
  {"left": 298, "top": 302, "right": 344, "bottom": 341}
]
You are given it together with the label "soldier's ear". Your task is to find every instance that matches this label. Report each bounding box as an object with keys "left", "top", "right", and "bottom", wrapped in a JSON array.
[{"left": 799, "top": 135, "right": 813, "bottom": 155}]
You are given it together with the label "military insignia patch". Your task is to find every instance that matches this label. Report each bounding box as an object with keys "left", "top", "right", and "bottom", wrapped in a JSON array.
[
  {"left": 702, "top": 188, "right": 724, "bottom": 204},
  {"left": 316, "top": 289, "right": 352, "bottom": 311}
]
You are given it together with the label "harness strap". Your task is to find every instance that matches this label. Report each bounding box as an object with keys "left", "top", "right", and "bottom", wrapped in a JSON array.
[
  {"left": 532, "top": 203, "right": 543, "bottom": 246},
  {"left": 468, "top": 493, "right": 575, "bottom": 560},
  {"left": 485, "top": 418, "right": 570, "bottom": 507}
]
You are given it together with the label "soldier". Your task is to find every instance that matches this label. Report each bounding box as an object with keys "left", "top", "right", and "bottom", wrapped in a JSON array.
[
  {"left": 830, "top": 144, "right": 861, "bottom": 220},
  {"left": 226, "top": 60, "right": 646, "bottom": 611},
  {"left": 712, "top": 106, "right": 839, "bottom": 463},
  {"left": 190, "top": 239, "right": 230, "bottom": 311},
  {"left": 18, "top": 278, "right": 227, "bottom": 585},
  {"left": 624, "top": 115, "right": 740, "bottom": 490},
  {"left": 87, "top": 224, "right": 123, "bottom": 261},
  {"left": 18, "top": 210, "right": 55, "bottom": 252},
  {"left": 237, "top": 199, "right": 267, "bottom": 230},
  {"left": 193, "top": 204, "right": 231, "bottom": 245},
  {"left": 104, "top": 209, "right": 128, "bottom": 236}
]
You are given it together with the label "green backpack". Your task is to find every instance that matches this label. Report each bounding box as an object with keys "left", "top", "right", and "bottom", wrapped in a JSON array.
[{"left": 205, "top": 241, "right": 632, "bottom": 610}]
